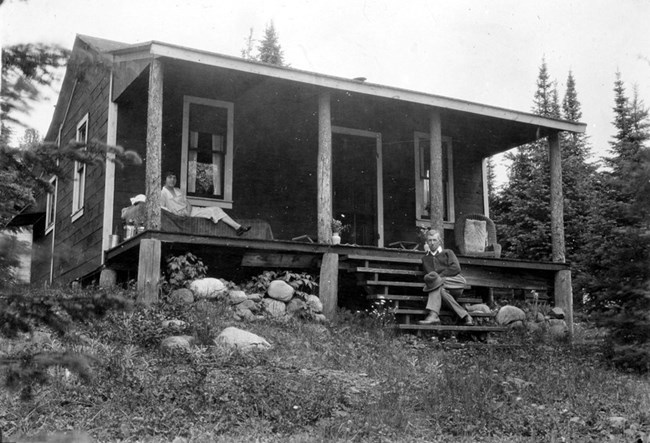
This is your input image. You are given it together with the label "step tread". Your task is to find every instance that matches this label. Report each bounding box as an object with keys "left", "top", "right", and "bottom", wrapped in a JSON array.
[
  {"left": 353, "top": 266, "right": 425, "bottom": 276},
  {"left": 346, "top": 254, "right": 422, "bottom": 264},
  {"left": 368, "top": 294, "right": 483, "bottom": 303},
  {"left": 395, "top": 309, "right": 495, "bottom": 317},
  {"left": 363, "top": 280, "right": 472, "bottom": 289},
  {"left": 397, "top": 324, "right": 508, "bottom": 332}
]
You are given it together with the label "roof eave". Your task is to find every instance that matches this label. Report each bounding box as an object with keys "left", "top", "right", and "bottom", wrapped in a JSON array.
[{"left": 111, "top": 40, "right": 586, "bottom": 134}]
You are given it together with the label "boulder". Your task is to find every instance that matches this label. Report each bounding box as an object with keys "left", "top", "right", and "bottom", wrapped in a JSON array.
[
  {"left": 190, "top": 278, "right": 226, "bottom": 299},
  {"left": 286, "top": 298, "right": 307, "bottom": 314},
  {"left": 31, "top": 330, "right": 51, "bottom": 344},
  {"left": 549, "top": 320, "right": 568, "bottom": 339},
  {"left": 548, "top": 318, "right": 567, "bottom": 327},
  {"left": 235, "top": 307, "right": 255, "bottom": 321},
  {"left": 305, "top": 294, "right": 323, "bottom": 313},
  {"left": 466, "top": 303, "right": 491, "bottom": 314},
  {"left": 509, "top": 320, "right": 526, "bottom": 330},
  {"left": 496, "top": 305, "right": 526, "bottom": 326},
  {"left": 214, "top": 327, "right": 271, "bottom": 351},
  {"left": 608, "top": 416, "right": 627, "bottom": 429},
  {"left": 161, "top": 335, "right": 194, "bottom": 351},
  {"left": 169, "top": 288, "right": 194, "bottom": 304},
  {"left": 526, "top": 321, "right": 546, "bottom": 334},
  {"left": 549, "top": 307, "right": 566, "bottom": 319},
  {"left": 262, "top": 298, "right": 287, "bottom": 317},
  {"left": 162, "top": 319, "right": 187, "bottom": 329},
  {"left": 267, "top": 280, "right": 294, "bottom": 302},
  {"left": 313, "top": 313, "right": 328, "bottom": 324},
  {"left": 247, "top": 293, "right": 263, "bottom": 302},
  {"left": 229, "top": 290, "right": 248, "bottom": 305},
  {"left": 238, "top": 299, "right": 259, "bottom": 312}
]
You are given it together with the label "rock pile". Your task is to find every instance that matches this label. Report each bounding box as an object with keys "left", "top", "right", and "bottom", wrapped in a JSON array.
[
  {"left": 161, "top": 277, "right": 327, "bottom": 352},
  {"left": 495, "top": 304, "right": 568, "bottom": 339}
]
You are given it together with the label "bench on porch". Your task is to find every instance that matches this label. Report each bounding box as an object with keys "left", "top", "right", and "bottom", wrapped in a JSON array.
[
  {"left": 120, "top": 203, "right": 274, "bottom": 240},
  {"left": 161, "top": 211, "right": 273, "bottom": 240}
]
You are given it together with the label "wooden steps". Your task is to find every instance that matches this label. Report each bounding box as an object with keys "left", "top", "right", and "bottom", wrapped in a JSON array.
[
  {"left": 345, "top": 253, "right": 506, "bottom": 335},
  {"left": 397, "top": 324, "right": 507, "bottom": 332}
]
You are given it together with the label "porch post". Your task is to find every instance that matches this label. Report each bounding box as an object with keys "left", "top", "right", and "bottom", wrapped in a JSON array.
[
  {"left": 317, "top": 91, "right": 333, "bottom": 243},
  {"left": 137, "top": 238, "right": 161, "bottom": 305},
  {"left": 320, "top": 252, "right": 339, "bottom": 320},
  {"left": 549, "top": 131, "right": 573, "bottom": 338},
  {"left": 145, "top": 57, "right": 163, "bottom": 230},
  {"left": 428, "top": 109, "right": 444, "bottom": 233}
]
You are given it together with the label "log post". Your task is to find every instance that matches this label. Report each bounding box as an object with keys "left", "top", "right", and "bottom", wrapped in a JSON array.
[
  {"left": 137, "top": 238, "right": 161, "bottom": 304},
  {"left": 317, "top": 91, "right": 333, "bottom": 243},
  {"left": 320, "top": 252, "right": 339, "bottom": 320},
  {"left": 428, "top": 109, "right": 444, "bottom": 233},
  {"left": 145, "top": 58, "right": 163, "bottom": 231},
  {"left": 549, "top": 131, "right": 573, "bottom": 338}
]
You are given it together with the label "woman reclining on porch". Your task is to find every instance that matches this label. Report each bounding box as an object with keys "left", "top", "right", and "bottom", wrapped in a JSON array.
[{"left": 161, "top": 171, "right": 251, "bottom": 236}]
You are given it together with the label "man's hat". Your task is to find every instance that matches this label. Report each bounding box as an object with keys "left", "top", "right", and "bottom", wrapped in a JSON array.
[
  {"left": 130, "top": 194, "right": 146, "bottom": 205},
  {"left": 422, "top": 271, "right": 444, "bottom": 292}
]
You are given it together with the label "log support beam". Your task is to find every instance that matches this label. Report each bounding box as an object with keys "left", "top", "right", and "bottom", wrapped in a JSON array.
[
  {"left": 145, "top": 57, "right": 163, "bottom": 231},
  {"left": 137, "top": 238, "right": 161, "bottom": 304},
  {"left": 317, "top": 91, "right": 333, "bottom": 244},
  {"left": 548, "top": 131, "right": 573, "bottom": 338},
  {"left": 320, "top": 252, "right": 339, "bottom": 320},
  {"left": 428, "top": 109, "right": 444, "bottom": 233}
]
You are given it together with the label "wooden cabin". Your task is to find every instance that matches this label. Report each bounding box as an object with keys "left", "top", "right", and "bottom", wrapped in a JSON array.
[{"left": 22, "top": 35, "right": 585, "bottom": 333}]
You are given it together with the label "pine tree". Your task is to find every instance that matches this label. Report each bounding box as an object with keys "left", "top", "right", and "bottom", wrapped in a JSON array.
[
  {"left": 257, "top": 21, "right": 286, "bottom": 66},
  {"left": 579, "top": 73, "right": 650, "bottom": 372},
  {"left": 492, "top": 59, "right": 559, "bottom": 260},
  {"left": 1, "top": 42, "right": 141, "bottom": 393}
]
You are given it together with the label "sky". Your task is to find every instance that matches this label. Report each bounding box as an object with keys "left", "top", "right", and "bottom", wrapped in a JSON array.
[{"left": 3, "top": 0, "right": 650, "bottom": 180}]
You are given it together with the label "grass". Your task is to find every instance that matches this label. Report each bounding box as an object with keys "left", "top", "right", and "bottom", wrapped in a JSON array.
[{"left": 1, "top": 289, "right": 649, "bottom": 442}]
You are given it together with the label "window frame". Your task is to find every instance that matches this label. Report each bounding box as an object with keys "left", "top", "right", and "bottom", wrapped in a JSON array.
[
  {"left": 413, "top": 131, "right": 455, "bottom": 225},
  {"left": 180, "top": 96, "right": 234, "bottom": 209},
  {"left": 71, "top": 113, "right": 88, "bottom": 221},
  {"left": 45, "top": 176, "right": 57, "bottom": 234}
]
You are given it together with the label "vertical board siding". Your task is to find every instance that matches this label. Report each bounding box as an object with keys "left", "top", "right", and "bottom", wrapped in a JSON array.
[{"left": 35, "top": 45, "right": 112, "bottom": 284}]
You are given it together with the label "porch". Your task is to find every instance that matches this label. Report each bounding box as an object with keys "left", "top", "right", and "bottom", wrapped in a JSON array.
[{"left": 101, "top": 231, "right": 571, "bottom": 330}]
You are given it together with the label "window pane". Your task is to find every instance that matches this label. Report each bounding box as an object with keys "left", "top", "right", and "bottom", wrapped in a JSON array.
[{"left": 187, "top": 103, "right": 227, "bottom": 199}]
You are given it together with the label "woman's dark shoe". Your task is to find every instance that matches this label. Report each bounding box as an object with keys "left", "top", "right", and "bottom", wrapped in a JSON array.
[{"left": 236, "top": 225, "right": 251, "bottom": 236}]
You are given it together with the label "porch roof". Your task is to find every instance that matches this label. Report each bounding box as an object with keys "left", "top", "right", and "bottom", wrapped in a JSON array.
[{"left": 107, "top": 38, "right": 586, "bottom": 136}]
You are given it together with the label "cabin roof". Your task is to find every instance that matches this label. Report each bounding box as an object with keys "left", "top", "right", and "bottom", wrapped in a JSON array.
[{"left": 106, "top": 37, "right": 586, "bottom": 134}]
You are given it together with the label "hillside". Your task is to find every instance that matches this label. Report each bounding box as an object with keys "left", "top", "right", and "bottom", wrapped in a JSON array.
[{"left": 1, "top": 288, "right": 649, "bottom": 442}]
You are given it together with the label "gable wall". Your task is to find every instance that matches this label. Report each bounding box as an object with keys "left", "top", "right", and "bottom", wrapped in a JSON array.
[{"left": 33, "top": 61, "right": 111, "bottom": 285}]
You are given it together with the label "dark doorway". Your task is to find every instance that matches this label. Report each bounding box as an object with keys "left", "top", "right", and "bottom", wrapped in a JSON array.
[{"left": 333, "top": 131, "right": 379, "bottom": 246}]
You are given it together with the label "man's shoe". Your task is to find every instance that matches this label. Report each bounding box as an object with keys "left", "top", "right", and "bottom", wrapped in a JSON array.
[
  {"left": 463, "top": 314, "right": 474, "bottom": 326},
  {"left": 418, "top": 312, "right": 441, "bottom": 325},
  {"left": 236, "top": 225, "right": 251, "bottom": 236}
]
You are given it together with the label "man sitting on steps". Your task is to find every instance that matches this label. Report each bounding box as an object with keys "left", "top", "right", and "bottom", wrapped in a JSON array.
[{"left": 419, "top": 229, "right": 473, "bottom": 326}]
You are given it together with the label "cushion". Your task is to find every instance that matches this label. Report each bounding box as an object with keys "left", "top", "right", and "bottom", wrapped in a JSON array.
[{"left": 464, "top": 219, "right": 487, "bottom": 253}]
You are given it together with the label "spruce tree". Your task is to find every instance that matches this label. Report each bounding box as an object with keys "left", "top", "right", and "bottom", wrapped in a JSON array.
[
  {"left": 257, "top": 21, "right": 286, "bottom": 66},
  {"left": 1, "top": 42, "right": 141, "bottom": 393},
  {"left": 579, "top": 73, "right": 650, "bottom": 372},
  {"left": 492, "top": 59, "right": 559, "bottom": 260}
]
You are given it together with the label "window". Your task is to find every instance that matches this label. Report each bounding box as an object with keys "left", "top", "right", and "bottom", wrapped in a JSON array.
[
  {"left": 71, "top": 114, "right": 88, "bottom": 220},
  {"left": 45, "top": 176, "right": 57, "bottom": 234},
  {"left": 181, "top": 96, "right": 233, "bottom": 208},
  {"left": 413, "top": 132, "right": 454, "bottom": 223}
]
